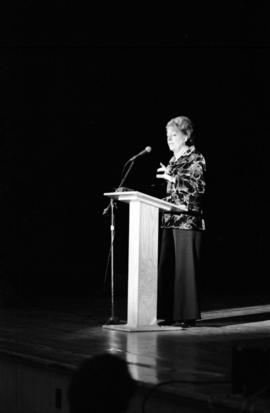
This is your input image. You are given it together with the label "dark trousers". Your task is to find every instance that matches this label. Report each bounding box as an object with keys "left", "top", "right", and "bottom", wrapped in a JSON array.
[{"left": 157, "top": 228, "right": 202, "bottom": 322}]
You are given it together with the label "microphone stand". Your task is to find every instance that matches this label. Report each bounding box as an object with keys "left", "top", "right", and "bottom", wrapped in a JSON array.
[
  {"left": 117, "top": 160, "right": 135, "bottom": 192},
  {"left": 103, "top": 159, "right": 135, "bottom": 325}
]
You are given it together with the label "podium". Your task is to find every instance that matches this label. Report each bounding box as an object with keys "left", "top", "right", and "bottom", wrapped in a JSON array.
[{"left": 102, "top": 191, "right": 187, "bottom": 332}]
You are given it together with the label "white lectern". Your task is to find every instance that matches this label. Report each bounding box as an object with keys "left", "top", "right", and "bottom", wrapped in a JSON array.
[{"left": 103, "top": 191, "right": 187, "bottom": 332}]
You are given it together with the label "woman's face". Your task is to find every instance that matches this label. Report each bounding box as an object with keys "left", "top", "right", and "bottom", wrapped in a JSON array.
[{"left": 166, "top": 125, "right": 187, "bottom": 153}]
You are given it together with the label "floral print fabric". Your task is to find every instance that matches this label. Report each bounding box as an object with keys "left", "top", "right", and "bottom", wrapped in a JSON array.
[{"left": 161, "top": 146, "right": 206, "bottom": 230}]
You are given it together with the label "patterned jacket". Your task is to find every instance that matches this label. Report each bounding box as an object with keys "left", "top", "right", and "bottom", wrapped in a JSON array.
[{"left": 161, "top": 146, "right": 206, "bottom": 230}]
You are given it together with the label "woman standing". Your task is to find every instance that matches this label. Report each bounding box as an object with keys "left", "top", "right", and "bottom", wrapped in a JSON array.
[{"left": 156, "top": 116, "right": 206, "bottom": 327}]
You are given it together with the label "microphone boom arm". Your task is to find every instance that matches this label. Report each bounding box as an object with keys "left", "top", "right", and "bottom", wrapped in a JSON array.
[
  {"left": 103, "top": 146, "right": 151, "bottom": 215},
  {"left": 117, "top": 160, "right": 134, "bottom": 190},
  {"left": 102, "top": 161, "right": 134, "bottom": 215}
]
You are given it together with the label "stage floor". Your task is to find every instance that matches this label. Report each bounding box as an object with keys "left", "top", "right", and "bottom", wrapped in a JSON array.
[{"left": 1, "top": 291, "right": 270, "bottom": 412}]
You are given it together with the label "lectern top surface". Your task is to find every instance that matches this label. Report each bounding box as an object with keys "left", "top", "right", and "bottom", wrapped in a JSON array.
[{"left": 104, "top": 190, "right": 187, "bottom": 212}]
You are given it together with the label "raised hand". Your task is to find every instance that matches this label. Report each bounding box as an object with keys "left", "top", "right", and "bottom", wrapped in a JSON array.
[{"left": 156, "top": 163, "right": 175, "bottom": 183}]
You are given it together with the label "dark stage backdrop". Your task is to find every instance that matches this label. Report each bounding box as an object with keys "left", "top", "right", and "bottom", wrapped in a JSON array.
[{"left": 0, "top": 4, "right": 269, "bottom": 303}]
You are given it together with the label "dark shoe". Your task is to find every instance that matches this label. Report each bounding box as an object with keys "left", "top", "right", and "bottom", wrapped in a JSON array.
[
  {"left": 158, "top": 319, "right": 173, "bottom": 326},
  {"left": 180, "top": 320, "right": 196, "bottom": 328}
]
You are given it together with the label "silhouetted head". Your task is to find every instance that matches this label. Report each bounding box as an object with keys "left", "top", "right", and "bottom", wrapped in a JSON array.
[{"left": 68, "top": 353, "right": 136, "bottom": 413}]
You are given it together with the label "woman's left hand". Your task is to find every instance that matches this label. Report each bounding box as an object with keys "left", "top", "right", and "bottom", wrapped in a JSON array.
[{"left": 156, "top": 163, "right": 175, "bottom": 183}]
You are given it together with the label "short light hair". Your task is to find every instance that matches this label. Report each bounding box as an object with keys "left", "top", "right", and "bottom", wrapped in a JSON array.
[{"left": 166, "top": 116, "right": 194, "bottom": 146}]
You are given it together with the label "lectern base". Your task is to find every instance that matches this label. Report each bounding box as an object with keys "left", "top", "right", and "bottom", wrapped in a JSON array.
[{"left": 102, "top": 324, "right": 183, "bottom": 332}]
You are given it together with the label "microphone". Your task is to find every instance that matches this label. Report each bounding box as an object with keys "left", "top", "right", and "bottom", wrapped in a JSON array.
[{"left": 128, "top": 146, "right": 152, "bottom": 162}]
